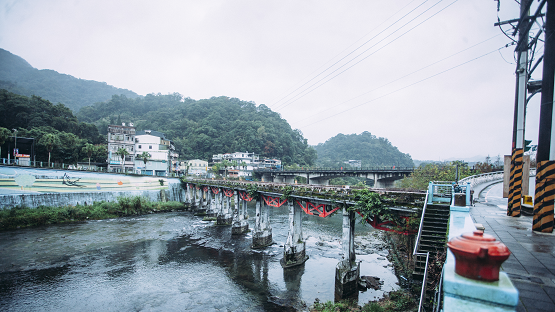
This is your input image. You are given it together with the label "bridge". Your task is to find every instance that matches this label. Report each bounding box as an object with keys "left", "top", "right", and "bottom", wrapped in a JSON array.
[
  {"left": 253, "top": 167, "right": 414, "bottom": 187},
  {"left": 180, "top": 178, "right": 424, "bottom": 300}
]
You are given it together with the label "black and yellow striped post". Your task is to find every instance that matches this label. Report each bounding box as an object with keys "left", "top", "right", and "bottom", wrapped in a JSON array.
[
  {"left": 534, "top": 0, "right": 555, "bottom": 233},
  {"left": 508, "top": 148, "right": 523, "bottom": 217},
  {"left": 533, "top": 161, "right": 555, "bottom": 233}
]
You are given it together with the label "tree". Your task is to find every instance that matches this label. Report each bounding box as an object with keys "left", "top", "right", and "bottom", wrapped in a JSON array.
[
  {"left": 115, "top": 148, "right": 130, "bottom": 173},
  {"left": 138, "top": 151, "right": 151, "bottom": 173},
  {"left": 81, "top": 143, "right": 96, "bottom": 167},
  {"left": 0, "top": 127, "right": 11, "bottom": 160},
  {"left": 221, "top": 159, "right": 231, "bottom": 178},
  {"left": 38, "top": 133, "right": 61, "bottom": 167},
  {"left": 397, "top": 161, "right": 473, "bottom": 190}
]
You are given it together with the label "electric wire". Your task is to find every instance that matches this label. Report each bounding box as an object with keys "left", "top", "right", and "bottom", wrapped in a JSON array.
[
  {"left": 291, "top": 34, "right": 502, "bottom": 122},
  {"left": 298, "top": 43, "right": 514, "bottom": 130},
  {"left": 273, "top": 0, "right": 449, "bottom": 111},
  {"left": 269, "top": 0, "right": 423, "bottom": 108},
  {"left": 275, "top": 0, "right": 458, "bottom": 113}
]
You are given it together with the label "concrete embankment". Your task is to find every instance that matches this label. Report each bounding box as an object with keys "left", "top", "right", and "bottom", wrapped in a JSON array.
[{"left": 0, "top": 181, "right": 186, "bottom": 210}]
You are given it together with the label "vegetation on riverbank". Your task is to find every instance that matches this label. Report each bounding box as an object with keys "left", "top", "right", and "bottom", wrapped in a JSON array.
[
  {"left": 310, "top": 289, "right": 417, "bottom": 311},
  {"left": 0, "top": 196, "right": 186, "bottom": 230},
  {"left": 397, "top": 161, "right": 475, "bottom": 190}
]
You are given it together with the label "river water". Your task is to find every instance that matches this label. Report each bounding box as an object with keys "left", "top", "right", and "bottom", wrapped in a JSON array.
[{"left": 0, "top": 204, "right": 400, "bottom": 311}]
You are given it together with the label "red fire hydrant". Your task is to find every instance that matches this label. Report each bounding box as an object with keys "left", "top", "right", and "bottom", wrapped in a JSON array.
[{"left": 447, "top": 230, "right": 511, "bottom": 282}]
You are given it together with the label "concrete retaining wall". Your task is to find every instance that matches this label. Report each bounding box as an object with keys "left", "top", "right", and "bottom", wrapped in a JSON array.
[{"left": 0, "top": 182, "right": 187, "bottom": 210}]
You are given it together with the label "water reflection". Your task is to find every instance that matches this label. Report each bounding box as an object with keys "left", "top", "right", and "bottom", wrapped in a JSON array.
[{"left": 0, "top": 204, "right": 399, "bottom": 311}]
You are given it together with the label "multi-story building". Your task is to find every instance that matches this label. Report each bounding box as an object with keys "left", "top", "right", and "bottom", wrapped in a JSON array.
[
  {"left": 107, "top": 123, "right": 136, "bottom": 173},
  {"left": 134, "top": 130, "right": 178, "bottom": 176},
  {"left": 212, "top": 152, "right": 280, "bottom": 178},
  {"left": 184, "top": 159, "right": 208, "bottom": 176}
]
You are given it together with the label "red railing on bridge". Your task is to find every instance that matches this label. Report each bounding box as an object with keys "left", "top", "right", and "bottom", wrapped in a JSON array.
[
  {"left": 239, "top": 191, "right": 254, "bottom": 202},
  {"left": 356, "top": 211, "right": 415, "bottom": 235},
  {"left": 262, "top": 195, "right": 288, "bottom": 207},
  {"left": 296, "top": 200, "right": 340, "bottom": 218},
  {"left": 223, "top": 189, "right": 234, "bottom": 198}
]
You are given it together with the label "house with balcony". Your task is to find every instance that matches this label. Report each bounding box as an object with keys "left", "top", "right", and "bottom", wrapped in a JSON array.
[
  {"left": 134, "top": 130, "right": 178, "bottom": 176},
  {"left": 107, "top": 123, "right": 136, "bottom": 173}
]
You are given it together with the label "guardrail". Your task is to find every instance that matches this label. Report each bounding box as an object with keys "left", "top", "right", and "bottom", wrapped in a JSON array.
[
  {"left": 458, "top": 168, "right": 536, "bottom": 190},
  {"left": 417, "top": 252, "right": 430, "bottom": 312},
  {"left": 253, "top": 167, "right": 415, "bottom": 173},
  {"left": 413, "top": 192, "right": 429, "bottom": 256}
]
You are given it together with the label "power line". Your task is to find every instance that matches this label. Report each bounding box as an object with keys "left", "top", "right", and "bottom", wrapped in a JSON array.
[
  {"left": 299, "top": 44, "right": 513, "bottom": 130},
  {"left": 269, "top": 0, "right": 427, "bottom": 108},
  {"left": 273, "top": 0, "right": 449, "bottom": 111},
  {"left": 291, "top": 34, "right": 502, "bottom": 123},
  {"left": 275, "top": 0, "right": 458, "bottom": 112}
]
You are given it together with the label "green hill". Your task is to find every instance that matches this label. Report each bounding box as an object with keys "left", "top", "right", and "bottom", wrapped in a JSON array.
[
  {"left": 0, "top": 48, "right": 139, "bottom": 112},
  {"left": 314, "top": 132, "right": 414, "bottom": 168},
  {"left": 77, "top": 94, "right": 317, "bottom": 166}
]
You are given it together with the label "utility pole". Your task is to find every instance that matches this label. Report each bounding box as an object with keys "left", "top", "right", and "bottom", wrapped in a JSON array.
[
  {"left": 534, "top": 0, "right": 555, "bottom": 233},
  {"left": 508, "top": 0, "right": 532, "bottom": 218}
]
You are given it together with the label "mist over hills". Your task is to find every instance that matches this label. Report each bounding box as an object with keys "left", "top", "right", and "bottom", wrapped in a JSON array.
[
  {"left": 0, "top": 48, "right": 139, "bottom": 112},
  {"left": 0, "top": 48, "right": 415, "bottom": 168}
]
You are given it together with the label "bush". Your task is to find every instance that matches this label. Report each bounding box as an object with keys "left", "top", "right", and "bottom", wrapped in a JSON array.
[{"left": 0, "top": 197, "right": 186, "bottom": 231}]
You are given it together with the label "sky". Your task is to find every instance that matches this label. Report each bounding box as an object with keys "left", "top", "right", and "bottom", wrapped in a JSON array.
[{"left": 0, "top": 0, "right": 545, "bottom": 161}]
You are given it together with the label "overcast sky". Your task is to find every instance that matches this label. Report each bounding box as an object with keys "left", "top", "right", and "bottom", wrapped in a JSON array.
[{"left": 0, "top": 0, "right": 545, "bottom": 161}]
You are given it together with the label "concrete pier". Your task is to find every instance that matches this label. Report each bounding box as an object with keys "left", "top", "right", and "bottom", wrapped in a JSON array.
[
  {"left": 252, "top": 197, "right": 272, "bottom": 248},
  {"left": 232, "top": 190, "right": 249, "bottom": 234},
  {"left": 335, "top": 208, "right": 359, "bottom": 301},
  {"left": 216, "top": 190, "right": 232, "bottom": 225},
  {"left": 281, "top": 200, "right": 308, "bottom": 268}
]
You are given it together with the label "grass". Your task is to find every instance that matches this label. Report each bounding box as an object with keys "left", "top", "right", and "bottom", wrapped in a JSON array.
[
  {"left": 310, "top": 290, "right": 417, "bottom": 312},
  {"left": 0, "top": 196, "right": 186, "bottom": 231}
]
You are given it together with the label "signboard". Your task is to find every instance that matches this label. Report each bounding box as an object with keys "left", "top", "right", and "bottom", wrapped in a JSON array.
[
  {"left": 13, "top": 148, "right": 18, "bottom": 156},
  {"left": 15, "top": 154, "right": 30, "bottom": 158},
  {"left": 110, "top": 161, "right": 121, "bottom": 165}
]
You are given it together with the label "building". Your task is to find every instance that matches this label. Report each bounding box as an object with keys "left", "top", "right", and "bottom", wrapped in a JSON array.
[
  {"left": 185, "top": 159, "right": 208, "bottom": 176},
  {"left": 212, "top": 151, "right": 280, "bottom": 178},
  {"left": 107, "top": 123, "right": 136, "bottom": 173},
  {"left": 134, "top": 130, "right": 178, "bottom": 176}
]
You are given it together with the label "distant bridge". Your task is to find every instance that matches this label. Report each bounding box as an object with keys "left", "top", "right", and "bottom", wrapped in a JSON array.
[{"left": 253, "top": 167, "right": 414, "bottom": 188}]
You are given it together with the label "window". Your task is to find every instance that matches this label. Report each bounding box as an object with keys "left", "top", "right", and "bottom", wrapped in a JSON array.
[
  {"left": 149, "top": 145, "right": 152, "bottom": 149},
  {"left": 138, "top": 145, "right": 142, "bottom": 149}
]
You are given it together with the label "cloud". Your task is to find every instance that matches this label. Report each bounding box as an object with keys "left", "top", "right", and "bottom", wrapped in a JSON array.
[{"left": 0, "top": 0, "right": 539, "bottom": 161}]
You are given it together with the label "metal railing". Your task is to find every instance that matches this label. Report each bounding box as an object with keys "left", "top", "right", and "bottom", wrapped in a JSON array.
[
  {"left": 432, "top": 267, "right": 444, "bottom": 312},
  {"left": 418, "top": 252, "right": 430, "bottom": 312},
  {"left": 458, "top": 171, "right": 504, "bottom": 189},
  {"left": 413, "top": 192, "right": 429, "bottom": 256}
]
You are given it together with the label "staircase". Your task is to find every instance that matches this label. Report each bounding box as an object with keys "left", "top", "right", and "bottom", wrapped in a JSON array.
[{"left": 413, "top": 203, "right": 450, "bottom": 304}]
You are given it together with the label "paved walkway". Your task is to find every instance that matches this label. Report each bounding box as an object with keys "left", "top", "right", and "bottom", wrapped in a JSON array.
[{"left": 470, "top": 181, "right": 555, "bottom": 312}]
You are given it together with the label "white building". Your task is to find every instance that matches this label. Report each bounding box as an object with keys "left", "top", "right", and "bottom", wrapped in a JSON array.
[
  {"left": 212, "top": 152, "right": 281, "bottom": 178},
  {"left": 107, "top": 123, "right": 136, "bottom": 173},
  {"left": 134, "top": 130, "right": 178, "bottom": 176}
]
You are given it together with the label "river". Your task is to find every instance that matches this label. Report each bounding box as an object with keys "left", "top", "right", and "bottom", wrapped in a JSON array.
[{"left": 0, "top": 203, "right": 400, "bottom": 311}]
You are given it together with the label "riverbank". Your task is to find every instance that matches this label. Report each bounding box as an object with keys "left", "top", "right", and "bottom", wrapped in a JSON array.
[{"left": 0, "top": 196, "right": 186, "bottom": 230}]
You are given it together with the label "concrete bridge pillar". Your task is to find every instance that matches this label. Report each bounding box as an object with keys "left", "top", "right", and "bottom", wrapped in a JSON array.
[
  {"left": 216, "top": 190, "right": 232, "bottom": 225},
  {"left": 335, "top": 208, "right": 359, "bottom": 301},
  {"left": 281, "top": 200, "right": 308, "bottom": 268},
  {"left": 206, "top": 189, "right": 217, "bottom": 217},
  {"left": 185, "top": 183, "right": 192, "bottom": 207},
  {"left": 252, "top": 196, "right": 272, "bottom": 248},
  {"left": 193, "top": 185, "right": 200, "bottom": 209},
  {"left": 232, "top": 190, "right": 249, "bottom": 234}
]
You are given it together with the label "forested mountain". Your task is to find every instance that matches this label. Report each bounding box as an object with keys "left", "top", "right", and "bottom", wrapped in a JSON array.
[
  {"left": 314, "top": 132, "right": 414, "bottom": 168},
  {"left": 0, "top": 90, "right": 106, "bottom": 163},
  {"left": 77, "top": 94, "right": 317, "bottom": 165},
  {"left": 0, "top": 48, "right": 139, "bottom": 112}
]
